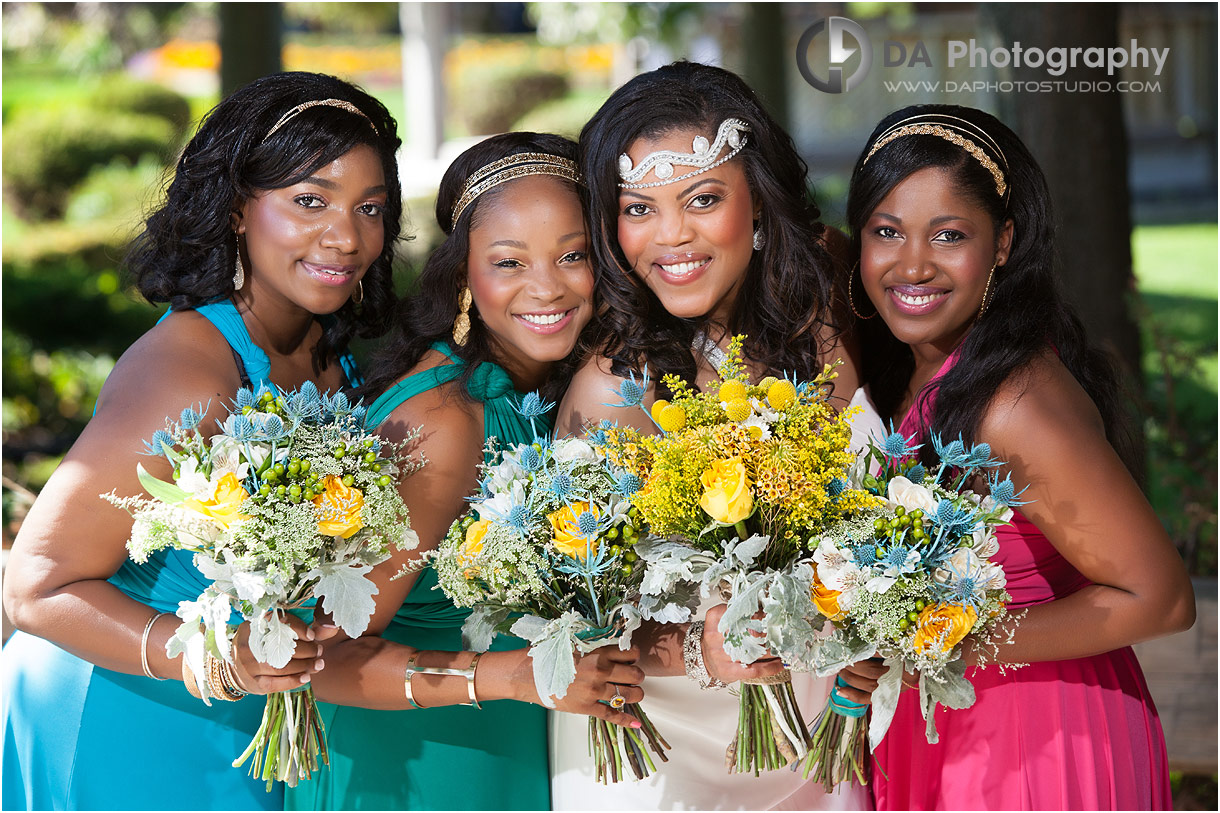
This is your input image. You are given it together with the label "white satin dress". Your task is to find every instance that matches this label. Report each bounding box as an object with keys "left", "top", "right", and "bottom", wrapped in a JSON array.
[{"left": 548, "top": 388, "right": 884, "bottom": 811}]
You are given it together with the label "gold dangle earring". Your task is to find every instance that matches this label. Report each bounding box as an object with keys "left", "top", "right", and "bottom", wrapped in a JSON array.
[
  {"left": 847, "top": 263, "right": 875, "bottom": 320},
  {"left": 232, "top": 234, "right": 246, "bottom": 291},
  {"left": 978, "top": 263, "right": 999, "bottom": 317},
  {"left": 452, "top": 285, "right": 473, "bottom": 346}
]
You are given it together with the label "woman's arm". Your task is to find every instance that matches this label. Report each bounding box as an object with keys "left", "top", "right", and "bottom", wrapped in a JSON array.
[
  {"left": 974, "top": 353, "right": 1195, "bottom": 663},
  {"left": 309, "top": 375, "right": 644, "bottom": 724},
  {"left": 555, "top": 354, "right": 659, "bottom": 439},
  {"left": 3, "top": 317, "right": 325, "bottom": 693}
]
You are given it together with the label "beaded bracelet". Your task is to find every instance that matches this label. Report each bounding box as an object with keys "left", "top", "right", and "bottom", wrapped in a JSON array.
[{"left": 682, "top": 620, "right": 728, "bottom": 690}]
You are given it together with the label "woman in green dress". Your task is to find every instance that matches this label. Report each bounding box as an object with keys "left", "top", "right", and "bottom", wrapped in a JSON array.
[{"left": 286, "top": 132, "right": 644, "bottom": 811}]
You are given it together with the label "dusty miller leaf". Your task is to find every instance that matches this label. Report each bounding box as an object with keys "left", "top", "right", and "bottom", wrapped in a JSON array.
[
  {"left": 511, "top": 611, "right": 585, "bottom": 707},
  {"left": 462, "top": 605, "right": 511, "bottom": 652},
  {"left": 919, "top": 658, "right": 975, "bottom": 744},
  {"left": 308, "top": 562, "right": 379, "bottom": 638},
  {"left": 868, "top": 656, "right": 905, "bottom": 752},
  {"left": 250, "top": 609, "right": 297, "bottom": 668}
]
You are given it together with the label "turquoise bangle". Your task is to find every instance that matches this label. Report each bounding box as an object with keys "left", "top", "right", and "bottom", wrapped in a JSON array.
[{"left": 829, "top": 675, "right": 868, "bottom": 718}]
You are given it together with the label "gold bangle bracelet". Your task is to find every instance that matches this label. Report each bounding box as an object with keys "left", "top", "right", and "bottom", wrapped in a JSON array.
[
  {"left": 404, "top": 652, "right": 484, "bottom": 710},
  {"left": 404, "top": 654, "right": 426, "bottom": 709},
  {"left": 140, "top": 612, "right": 169, "bottom": 680}
]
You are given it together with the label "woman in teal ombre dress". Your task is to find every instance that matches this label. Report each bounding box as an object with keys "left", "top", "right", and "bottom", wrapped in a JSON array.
[
  {"left": 2, "top": 72, "right": 402, "bottom": 811},
  {"left": 285, "top": 133, "right": 646, "bottom": 811}
]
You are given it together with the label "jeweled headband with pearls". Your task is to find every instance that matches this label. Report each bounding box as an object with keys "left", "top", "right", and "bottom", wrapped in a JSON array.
[
  {"left": 450, "top": 152, "right": 582, "bottom": 226},
  {"left": 862, "top": 113, "right": 1009, "bottom": 198},
  {"left": 260, "top": 98, "right": 378, "bottom": 145},
  {"left": 617, "top": 118, "right": 751, "bottom": 189}
]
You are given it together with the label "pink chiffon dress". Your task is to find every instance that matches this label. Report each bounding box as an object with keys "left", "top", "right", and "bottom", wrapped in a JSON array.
[{"left": 871, "top": 351, "right": 1172, "bottom": 811}]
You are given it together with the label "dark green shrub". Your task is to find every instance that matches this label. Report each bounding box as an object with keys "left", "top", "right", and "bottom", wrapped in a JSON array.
[
  {"left": 2, "top": 106, "right": 175, "bottom": 220},
  {"left": 512, "top": 91, "right": 608, "bottom": 140},
  {"left": 451, "top": 66, "right": 568, "bottom": 135},
  {"left": 91, "top": 76, "right": 194, "bottom": 139}
]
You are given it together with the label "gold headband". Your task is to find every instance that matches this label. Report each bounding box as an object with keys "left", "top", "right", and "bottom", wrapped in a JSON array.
[
  {"left": 863, "top": 114, "right": 1008, "bottom": 198},
  {"left": 450, "top": 152, "right": 581, "bottom": 226},
  {"left": 261, "top": 99, "right": 377, "bottom": 144}
]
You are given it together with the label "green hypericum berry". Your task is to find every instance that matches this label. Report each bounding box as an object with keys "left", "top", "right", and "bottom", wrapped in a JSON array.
[
  {"left": 273, "top": 463, "right": 286, "bottom": 476},
  {"left": 289, "top": 484, "right": 301, "bottom": 497},
  {"left": 895, "top": 506, "right": 906, "bottom": 517},
  {"left": 605, "top": 527, "right": 619, "bottom": 540},
  {"left": 276, "top": 485, "right": 287, "bottom": 498},
  {"left": 875, "top": 546, "right": 886, "bottom": 559},
  {"left": 914, "top": 599, "right": 926, "bottom": 611},
  {"left": 620, "top": 564, "right": 633, "bottom": 577},
  {"left": 363, "top": 452, "right": 376, "bottom": 464},
  {"left": 334, "top": 449, "right": 346, "bottom": 459},
  {"left": 907, "top": 610, "right": 920, "bottom": 623},
  {"left": 259, "top": 484, "right": 271, "bottom": 496},
  {"left": 624, "top": 550, "right": 639, "bottom": 563},
  {"left": 341, "top": 475, "right": 354, "bottom": 487},
  {"left": 363, "top": 438, "right": 375, "bottom": 448},
  {"left": 609, "top": 545, "right": 622, "bottom": 557},
  {"left": 898, "top": 619, "right": 910, "bottom": 631},
  {"left": 304, "top": 489, "right": 316, "bottom": 500},
  {"left": 372, "top": 463, "right": 382, "bottom": 473},
  {"left": 300, "top": 460, "right": 311, "bottom": 473},
  {"left": 377, "top": 475, "right": 392, "bottom": 487}
]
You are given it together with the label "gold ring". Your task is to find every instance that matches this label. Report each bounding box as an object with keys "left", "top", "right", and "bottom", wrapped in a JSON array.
[{"left": 609, "top": 687, "right": 626, "bottom": 709}]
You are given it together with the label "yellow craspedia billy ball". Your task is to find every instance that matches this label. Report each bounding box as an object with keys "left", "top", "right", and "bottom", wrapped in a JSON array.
[
  {"left": 650, "top": 399, "right": 669, "bottom": 424},
  {"left": 718, "top": 379, "right": 747, "bottom": 403},
  {"left": 723, "top": 398, "right": 752, "bottom": 422},
  {"left": 657, "top": 403, "right": 687, "bottom": 432},
  {"left": 758, "top": 376, "right": 779, "bottom": 391},
  {"left": 766, "top": 379, "right": 797, "bottom": 410}
]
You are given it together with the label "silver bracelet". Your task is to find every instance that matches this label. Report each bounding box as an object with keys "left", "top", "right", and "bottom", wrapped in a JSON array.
[
  {"left": 682, "top": 620, "right": 728, "bottom": 690},
  {"left": 140, "top": 612, "right": 169, "bottom": 680}
]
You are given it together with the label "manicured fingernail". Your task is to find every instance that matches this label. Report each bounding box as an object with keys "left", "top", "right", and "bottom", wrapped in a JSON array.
[
  {"left": 300, "top": 674, "right": 311, "bottom": 684},
  {"left": 315, "top": 659, "right": 325, "bottom": 671},
  {"left": 305, "top": 629, "right": 315, "bottom": 641},
  {"left": 630, "top": 721, "right": 642, "bottom": 729}
]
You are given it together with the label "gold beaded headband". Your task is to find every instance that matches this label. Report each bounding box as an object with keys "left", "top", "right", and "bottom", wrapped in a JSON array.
[
  {"left": 863, "top": 114, "right": 1009, "bottom": 198},
  {"left": 450, "top": 152, "right": 581, "bottom": 226},
  {"left": 261, "top": 99, "right": 377, "bottom": 144}
]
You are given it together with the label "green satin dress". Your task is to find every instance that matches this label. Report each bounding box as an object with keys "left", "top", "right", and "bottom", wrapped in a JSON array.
[{"left": 284, "top": 343, "right": 551, "bottom": 811}]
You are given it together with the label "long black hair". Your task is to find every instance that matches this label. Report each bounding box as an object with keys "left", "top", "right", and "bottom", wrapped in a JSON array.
[
  {"left": 362, "top": 132, "right": 583, "bottom": 404},
  {"left": 847, "top": 104, "right": 1132, "bottom": 467},
  {"left": 126, "top": 71, "right": 402, "bottom": 369},
  {"left": 579, "top": 61, "right": 843, "bottom": 395}
]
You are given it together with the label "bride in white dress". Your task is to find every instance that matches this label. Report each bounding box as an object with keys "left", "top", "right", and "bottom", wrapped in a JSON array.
[{"left": 549, "top": 61, "right": 876, "bottom": 811}]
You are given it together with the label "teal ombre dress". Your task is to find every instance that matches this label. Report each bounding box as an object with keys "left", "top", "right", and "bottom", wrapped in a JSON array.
[
  {"left": 285, "top": 342, "right": 551, "bottom": 811},
  {"left": 1, "top": 301, "right": 360, "bottom": 811}
]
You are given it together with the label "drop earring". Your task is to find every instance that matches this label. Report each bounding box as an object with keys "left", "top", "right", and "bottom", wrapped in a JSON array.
[
  {"left": 978, "top": 263, "right": 999, "bottom": 317},
  {"left": 452, "top": 285, "right": 473, "bottom": 346},
  {"left": 232, "top": 235, "right": 245, "bottom": 291},
  {"left": 752, "top": 226, "right": 764, "bottom": 251}
]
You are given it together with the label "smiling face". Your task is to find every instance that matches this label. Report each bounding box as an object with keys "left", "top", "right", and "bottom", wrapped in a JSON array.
[
  {"left": 235, "top": 143, "right": 387, "bottom": 317},
  {"left": 466, "top": 174, "right": 593, "bottom": 388},
  {"left": 616, "top": 127, "right": 758, "bottom": 325},
  {"left": 860, "top": 166, "right": 1013, "bottom": 357}
]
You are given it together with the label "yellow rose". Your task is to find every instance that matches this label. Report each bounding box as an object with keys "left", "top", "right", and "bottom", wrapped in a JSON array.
[
  {"left": 548, "top": 502, "right": 599, "bottom": 560},
  {"left": 810, "top": 572, "right": 845, "bottom": 622},
  {"left": 458, "top": 518, "right": 490, "bottom": 579},
  {"left": 698, "top": 456, "right": 754, "bottom": 525},
  {"left": 183, "top": 473, "right": 249, "bottom": 528},
  {"left": 911, "top": 603, "right": 978, "bottom": 654},
  {"left": 313, "top": 475, "right": 365, "bottom": 538}
]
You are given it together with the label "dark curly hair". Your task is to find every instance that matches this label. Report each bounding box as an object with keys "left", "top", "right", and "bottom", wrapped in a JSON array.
[
  {"left": 578, "top": 61, "right": 844, "bottom": 397},
  {"left": 126, "top": 71, "right": 403, "bottom": 370},
  {"left": 847, "top": 104, "right": 1133, "bottom": 469},
  {"left": 362, "top": 132, "right": 584, "bottom": 404}
]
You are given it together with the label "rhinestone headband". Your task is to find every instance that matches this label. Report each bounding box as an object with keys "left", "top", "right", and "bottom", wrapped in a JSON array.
[
  {"left": 617, "top": 118, "right": 751, "bottom": 190},
  {"left": 261, "top": 99, "right": 377, "bottom": 144},
  {"left": 863, "top": 114, "right": 1008, "bottom": 198},
  {"left": 450, "top": 152, "right": 581, "bottom": 226}
]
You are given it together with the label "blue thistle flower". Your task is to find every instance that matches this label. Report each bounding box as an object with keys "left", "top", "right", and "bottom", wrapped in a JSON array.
[
  {"left": 179, "top": 406, "right": 204, "bottom": 430},
  {"left": 934, "top": 499, "right": 978, "bottom": 538},
  {"left": 827, "top": 477, "right": 847, "bottom": 497},
  {"left": 350, "top": 405, "right": 368, "bottom": 429},
  {"left": 514, "top": 391, "right": 556, "bottom": 421},
  {"left": 234, "top": 387, "right": 257, "bottom": 410},
  {"left": 931, "top": 433, "right": 971, "bottom": 469},
  {"left": 884, "top": 544, "right": 912, "bottom": 569},
  {"left": 226, "top": 414, "right": 257, "bottom": 441},
  {"left": 298, "top": 381, "right": 320, "bottom": 403},
  {"left": 613, "top": 471, "right": 643, "bottom": 498},
  {"left": 519, "top": 445, "right": 543, "bottom": 472},
  {"left": 986, "top": 472, "right": 1032, "bottom": 507},
  {"left": 850, "top": 543, "right": 878, "bottom": 566},
  {"left": 906, "top": 463, "right": 927, "bottom": 482},
  {"left": 142, "top": 429, "right": 176, "bottom": 457},
  {"left": 546, "top": 472, "right": 576, "bottom": 502},
  {"left": 963, "top": 442, "right": 1002, "bottom": 470},
  {"left": 507, "top": 505, "right": 533, "bottom": 534},
  {"left": 329, "top": 391, "right": 351, "bottom": 414},
  {"left": 260, "top": 414, "right": 285, "bottom": 439},
  {"left": 576, "top": 508, "right": 600, "bottom": 537},
  {"left": 603, "top": 367, "right": 651, "bottom": 409}
]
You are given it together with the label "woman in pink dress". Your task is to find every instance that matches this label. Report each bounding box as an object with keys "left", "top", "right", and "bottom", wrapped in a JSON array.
[{"left": 839, "top": 104, "right": 1194, "bottom": 810}]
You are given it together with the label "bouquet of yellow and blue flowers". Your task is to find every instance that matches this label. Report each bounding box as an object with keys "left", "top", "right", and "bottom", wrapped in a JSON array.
[
  {"left": 595, "top": 338, "right": 880, "bottom": 775},
  {"left": 431, "top": 394, "right": 669, "bottom": 784},
  {"left": 105, "top": 382, "right": 420, "bottom": 788},
  {"left": 797, "top": 427, "right": 1022, "bottom": 790}
]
